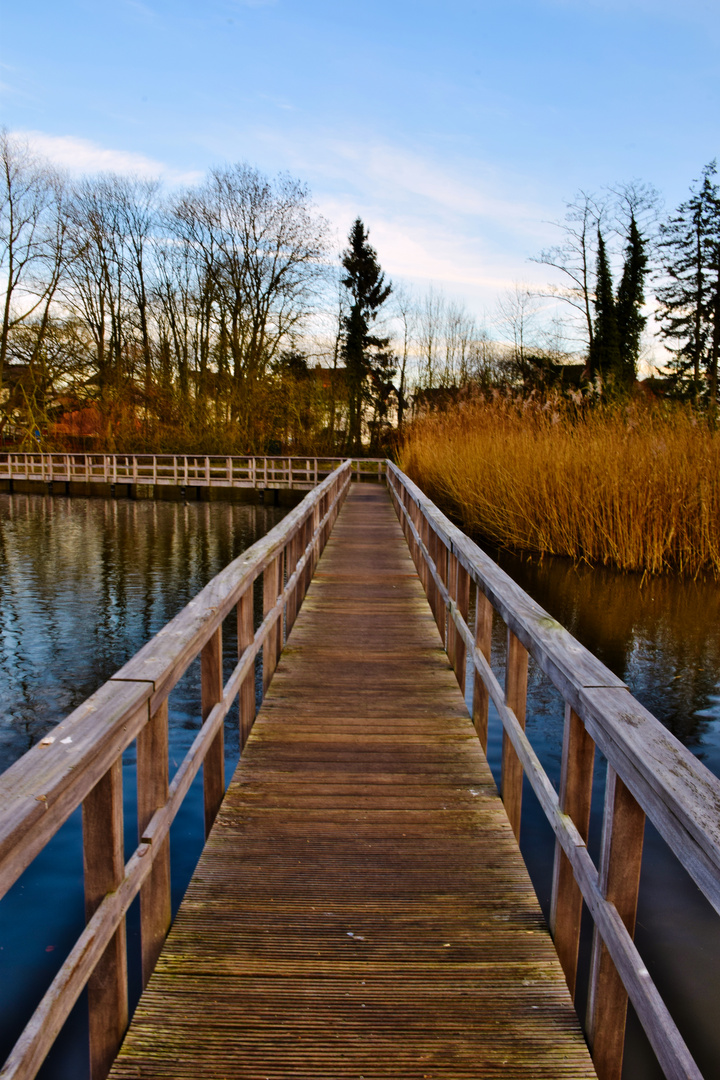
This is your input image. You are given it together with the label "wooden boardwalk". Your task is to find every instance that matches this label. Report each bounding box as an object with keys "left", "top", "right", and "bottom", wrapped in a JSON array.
[{"left": 109, "top": 485, "right": 595, "bottom": 1079}]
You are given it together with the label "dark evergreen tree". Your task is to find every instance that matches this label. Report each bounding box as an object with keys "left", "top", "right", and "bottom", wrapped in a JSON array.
[
  {"left": 657, "top": 162, "right": 720, "bottom": 404},
  {"left": 615, "top": 214, "right": 647, "bottom": 387},
  {"left": 588, "top": 228, "right": 621, "bottom": 383},
  {"left": 340, "top": 219, "right": 393, "bottom": 451}
]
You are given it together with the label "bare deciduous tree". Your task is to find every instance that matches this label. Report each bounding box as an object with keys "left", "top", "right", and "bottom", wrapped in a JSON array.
[{"left": 0, "top": 129, "right": 66, "bottom": 417}]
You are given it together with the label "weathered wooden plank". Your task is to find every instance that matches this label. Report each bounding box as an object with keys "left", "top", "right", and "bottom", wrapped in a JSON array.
[
  {"left": 0, "top": 681, "right": 151, "bottom": 900},
  {"left": 110, "top": 462, "right": 352, "bottom": 712},
  {"left": 201, "top": 627, "right": 225, "bottom": 837},
  {"left": 550, "top": 705, "right": 595, "bottom": 997},
  {"left": 236, "top": 588, "right": 255, "bottom": 750},
  {"left": 136, "top": 700, "right": 171, "bottom": 988},
  {"left": 109, "top": 484, "right": 594, "bottom": 1080},
  {"left": 387, "top": 462, "right": 720, "bottom": 918},
  {"left": 83, "top": 760, "right": 128, "bottom": 1080},
  {"left": 472, "top": 587, "right": 493, "bottom": 751},
  {"left": 587, "top": 769, "right": 645, "bottom": 1080},
  {"left": 263, "top": 554, "right": 283, "bottom": 695},
  {"left": 386, "top": 465, "right": 705, "bottom": 1079},
  {"left": 502, "top": 630, "right": 528, "bottom": 842}
]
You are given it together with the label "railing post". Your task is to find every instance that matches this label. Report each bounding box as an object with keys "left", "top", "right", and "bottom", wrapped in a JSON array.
[
  {"left": 237, "top": 586, "right": 255, "bottom": 749},
  {"left": 447, "top": 552, "right": 470, "bottom": 693},
  {"left": 421, "top": 510, "right": 431, "bottom": 590},
  {"left": 301, "top": 513, "right": 313, "bottom": 601},
  {"left": 263, "top": 553, "right": 283, "bottom": 695},
  {"left": 433, "top": 530, "right": 447, "bottom": 644},
  {"left": 501, "top": 629, "right": 528, "bottom": 841},
  {"left": 201, "top": 626, "right": 224, "bottom": 836},
  {"left": 286, "top": 526, "right": 301, "bottom": 637},
  {"left": 587, "top": 767, "right": 646, "bottom": 1080},
  {"left": 550, "top": 705, "right": 595, "bottom": 997},
  {"left": 82, "top": 758, "right": 128, "bottom": 1080},
  {"left": 472, "top": 588, "right": 493, "bottom": 752},
  {"left": 136, "top": 700, "right": 171, "bottom": 988}
]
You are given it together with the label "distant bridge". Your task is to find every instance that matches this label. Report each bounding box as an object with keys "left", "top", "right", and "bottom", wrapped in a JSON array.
[
  {"left": 0, "top": 452, "right": 385, "bottom": 494},
  {"left": 1, "top": 460, "right": 718, "bottom": 1080}
]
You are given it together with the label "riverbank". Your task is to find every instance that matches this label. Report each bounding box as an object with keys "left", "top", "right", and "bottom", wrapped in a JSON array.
[{"left": 399, "top": 395, "right": 720, "bottom": 576}]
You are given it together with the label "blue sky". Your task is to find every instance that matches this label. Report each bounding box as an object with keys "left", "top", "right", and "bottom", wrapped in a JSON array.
[{"left": 2, "top": 0, "right": 719, "bottom": 323}]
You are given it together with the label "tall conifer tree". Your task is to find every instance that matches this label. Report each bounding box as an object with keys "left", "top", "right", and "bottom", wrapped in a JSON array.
[
  {"left": 340, "top": 219, "right": 392, "bottom": 451},
  {"left": 657, "top": 162, "right": 720, "bottom": 404},
  {"left": 615, "top": 214, "right": 647, "bottom": 387},
  {"left": 588, "top": 228, "right": 621, "bottom": 383}
]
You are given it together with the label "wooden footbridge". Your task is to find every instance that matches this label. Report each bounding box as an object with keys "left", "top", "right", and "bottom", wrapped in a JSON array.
[{"left": 1, "top": 461, "right": 719, "bottom": 1080}]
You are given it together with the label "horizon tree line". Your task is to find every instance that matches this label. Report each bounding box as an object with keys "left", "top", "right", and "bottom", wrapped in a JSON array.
[{"left": 2, "top": 127, "right": 719, "bottom": 454}]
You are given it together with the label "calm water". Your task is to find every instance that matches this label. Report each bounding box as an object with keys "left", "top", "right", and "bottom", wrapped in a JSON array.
[
  {"left": 1, "top": 493, "right": 719, "bottom": 1078},
  {"left": 0, "top": 493, "right": 288, "bottom": 1079},
  {"left": 486, "top": 550, "right": 720, "bottom": 1080}
]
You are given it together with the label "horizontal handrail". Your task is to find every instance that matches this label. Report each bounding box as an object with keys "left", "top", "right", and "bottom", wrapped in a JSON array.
[
  {"left": 387, "top": 461, "right": 717, "bottom": 1080},
  {"left": 0, "top": 453, "right": 386, "bottom": 489},
  {"left": 0, "top": 459, "right": 353, "bottom": 1080}
]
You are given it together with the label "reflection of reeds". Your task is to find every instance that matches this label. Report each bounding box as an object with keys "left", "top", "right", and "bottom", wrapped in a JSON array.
[{"left": 398, "top": 395, "right": 720, "bottom": 576}]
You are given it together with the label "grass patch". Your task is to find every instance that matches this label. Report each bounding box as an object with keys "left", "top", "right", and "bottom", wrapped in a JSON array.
[{"left": 398, "top": 395, "right": 720, "bottom": 576}]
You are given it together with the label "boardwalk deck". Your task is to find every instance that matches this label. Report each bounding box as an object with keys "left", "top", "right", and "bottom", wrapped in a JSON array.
[{"left": 109, "top": 484, "right": 596, "bottom": 1079}]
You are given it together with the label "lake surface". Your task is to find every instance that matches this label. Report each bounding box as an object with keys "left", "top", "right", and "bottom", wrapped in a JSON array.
[
  {"left": 0, "top": 493, "right": 288, "bottom": 1079},
  {"left": 489, "top": 549, "right": 720, "bottom": 1080},
  {"left": 1, "top": 492, "right": 719, "bottom": 1079}
]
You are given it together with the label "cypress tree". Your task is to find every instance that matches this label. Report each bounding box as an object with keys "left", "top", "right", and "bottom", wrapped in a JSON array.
[
  {"left": 340, "top": 219, "right": 392, "bottom": 451},
  {"left": 588, "top": 228, "right": 621, "bottom": 384},
  {"left": 615, "top": 214, "right": 647, "bottom": 387}
]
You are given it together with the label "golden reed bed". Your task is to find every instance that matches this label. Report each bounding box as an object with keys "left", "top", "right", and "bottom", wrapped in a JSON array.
[{"left": 398, "top": 395, "right": 720, "bottom": 576}]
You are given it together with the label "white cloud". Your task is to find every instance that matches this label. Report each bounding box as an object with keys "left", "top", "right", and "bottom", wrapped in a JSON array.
[
  {"left": 12, "top": 130, "right": 202, "bottom": 186},
  {"left": 245, "top": 129, "right": 560, "bottom": 311}
]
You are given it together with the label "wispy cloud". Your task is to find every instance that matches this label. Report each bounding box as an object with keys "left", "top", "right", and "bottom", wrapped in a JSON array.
[
  {"left": 246, "top": 128, "right": 560, "bottom": 309},
  {"left": 12, "top": 131, "right": 202, "bottom": 186}
]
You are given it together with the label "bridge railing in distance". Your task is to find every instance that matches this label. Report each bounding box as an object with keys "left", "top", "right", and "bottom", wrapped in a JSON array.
[
  {"left": 386, "top": 461, "right": 720, "bottom": 1080},
  {"left": 0, "top": 460, "right": 353, "bottom": 1080},
  {"left": 0, "top": 453, "right": 385, "bottom": 489}
]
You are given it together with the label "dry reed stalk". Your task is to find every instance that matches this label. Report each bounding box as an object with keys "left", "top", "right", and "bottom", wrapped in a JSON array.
[{"left": 398, "top": 396, "right": 720, "bottom": 576}]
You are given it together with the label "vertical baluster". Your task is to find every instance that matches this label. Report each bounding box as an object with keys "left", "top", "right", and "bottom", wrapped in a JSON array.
[
  {"left": 550, "top": 705, "right": 595, "bottom": 996},
  {"left": 311, "top": 501, "right": 321, "bottom": 574},
  {"left": 447, "top": 553, "right": 458, "bottom": 675},
  {"left": 409, "top": 495, "right": 418, "bottom": 565},
  {"left": 502, "top": 629, "right": 528, "bottom": 841},
  {"left": 136, "top": 700, "right": 171, "bottom": 988},
  {"left": 83, "top": 759, "right": 128, "bottom": 1080},
  {"left": 587, "top": 768, "right": 645, "bottom": 1080},
  {"left": 434, "top": 534, "right": 448, "bottom": 645},
  {"left": 423, "top": 516, "right": 433, "bottom": 613},
  {"left": 450, "top": 557, "right": 470, "bottom": 693},
  {"left": 406, "top": 493, "right": 415, "bottom": 552},
  {"left": 237, "top": 586, "right": 255, "bottom": 749},
  {"left": 263, "top": 553, "right": 283, "bottom": 695},
  {"left": 201, "top": 626, "right": 224, "bottom": 836},
  {"left": 472, "top": 588, "right": 493, "bottom": 752},
  {"left": 300, "top": 514, "right": 312, "bottom": 601},
  {"left": 286, "top": 528, "right": 300, "bottom": 636}
]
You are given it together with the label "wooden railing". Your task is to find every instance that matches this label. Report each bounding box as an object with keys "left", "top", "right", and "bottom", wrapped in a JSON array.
[
  {"left": 387, "top": 462, "right": 720, "bottom": 1080},
  {"left": 0, "top": 453, "right": 385, "bottom": 490},
  {"left": 0, "top": 460, "right": 353, "bottom": 1080}
]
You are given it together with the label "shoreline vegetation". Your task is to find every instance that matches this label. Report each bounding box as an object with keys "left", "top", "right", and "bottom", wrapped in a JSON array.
[{"left": 398, "top": 394, "right": 720, "bottom": 577}]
